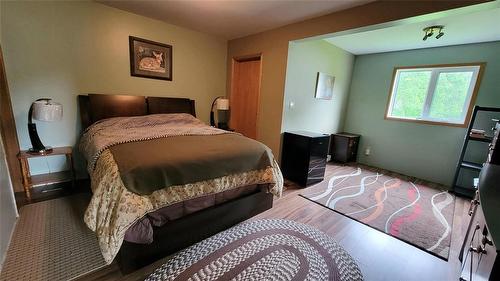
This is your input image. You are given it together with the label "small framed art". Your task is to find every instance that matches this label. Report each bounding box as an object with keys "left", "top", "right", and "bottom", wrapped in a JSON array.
[
  {"left": 129, "top": 36, "right": 172, "bottom": 81},
  {"left": 314, "top": 72, "right": 335, "bottom": 100}
]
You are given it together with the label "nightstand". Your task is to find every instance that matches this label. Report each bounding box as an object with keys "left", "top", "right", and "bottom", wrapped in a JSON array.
[
  {"left": 17, "top": 146, "right": 75, "bottom": 201},
  {"left": 330, "top": 133, "right": 361, "bottom": 163}
]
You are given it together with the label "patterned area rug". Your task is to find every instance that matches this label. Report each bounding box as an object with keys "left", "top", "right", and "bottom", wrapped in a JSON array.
[
  {"left": 302, "top": 165, "right": 455, "bottom": 260},
  {"left": 146, "top": 219, "right": 364, "bottom": 281},
  {"left": 0, "top": 194, "right": 106, "bottom": 281}
]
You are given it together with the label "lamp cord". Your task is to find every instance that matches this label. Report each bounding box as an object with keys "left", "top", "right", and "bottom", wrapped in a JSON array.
[{"left": 45, "top": 157, "right": 52, "bottom": 175}]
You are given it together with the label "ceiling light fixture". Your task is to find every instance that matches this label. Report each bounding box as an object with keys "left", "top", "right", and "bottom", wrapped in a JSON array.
[{"left": 422, "top": 25, "right": 444, "bottom": 41}]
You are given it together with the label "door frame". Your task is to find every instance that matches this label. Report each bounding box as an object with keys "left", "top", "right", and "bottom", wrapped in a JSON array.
[
  {"left": 229, "top": 53, "right": 263, "bottom": 139},
  {"left": 0, "top": 44, "right": 23, "bottom": 195}
]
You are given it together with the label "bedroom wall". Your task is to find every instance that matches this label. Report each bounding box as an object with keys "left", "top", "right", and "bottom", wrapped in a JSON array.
[
  {"left": 1, "top": 1, "right": 227, "bottom": 187},
  {"left": 343, "top": 41, "right": 500, "bottom": 186},
  {"left": 227, "top": 1, "right": 487, "bottom": 159},
  {"left": 281, "top": 40, "right": 354, "bottom": 136}
]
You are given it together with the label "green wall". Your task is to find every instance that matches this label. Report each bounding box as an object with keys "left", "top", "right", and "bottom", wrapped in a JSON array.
[
  {"left": 344, "top": 41, "right": 500, "bottom": 186},
  {"left": 282, "top": 40, "right": 354, "bottom": 135},
  {"left": 2, "top": 1, "right": 227, "bottom": 181}
]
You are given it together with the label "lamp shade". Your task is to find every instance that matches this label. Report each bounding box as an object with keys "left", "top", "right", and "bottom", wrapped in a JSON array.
[
  {"left": 216, "top": 98, "right": 229, "bottom": 110},
  {"left": 32, "top": 100, "right": 63, "bottom": 122}
]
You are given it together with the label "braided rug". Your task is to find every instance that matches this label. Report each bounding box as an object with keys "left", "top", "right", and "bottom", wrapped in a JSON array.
[{"left": 146, "top": 219, "right": 363, "bottom": 281}]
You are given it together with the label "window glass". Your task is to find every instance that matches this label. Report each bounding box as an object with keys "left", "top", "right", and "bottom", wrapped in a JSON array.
[
  {"left": 386, "top": 65, "right": 481, "bottom": 125},
  {"left": 391, "top": 71, "right": 431, "bottom": 119},
  {"left": 428, "top": 71, "right": 474, "bottom": 120}
]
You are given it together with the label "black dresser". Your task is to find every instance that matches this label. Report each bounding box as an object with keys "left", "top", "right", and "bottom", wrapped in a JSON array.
[
  {"left": 459, "top": 163, "right": 500, "bottom": 281},
  {"left": 281, "top": 131, "right": 330, "bottom": 187}
]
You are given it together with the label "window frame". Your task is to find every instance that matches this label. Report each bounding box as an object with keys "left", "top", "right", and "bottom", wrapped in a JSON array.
[{"left": 384, "top": 62, "right": 485, "bottom": 127}]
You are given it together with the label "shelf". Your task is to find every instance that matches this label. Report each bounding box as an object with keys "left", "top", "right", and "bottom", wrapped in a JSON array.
[
  {"left": 469, "top": 135, "right": 493, "bottom": 143},
  {"left": 18, "top": 146, "right": 72, "bottom": 159},
  {"left": 461, "top": 161, "right": 483, "bottom": 171},
  {"left": 29, "top": 171, "right": 73, "bottom": 187}
]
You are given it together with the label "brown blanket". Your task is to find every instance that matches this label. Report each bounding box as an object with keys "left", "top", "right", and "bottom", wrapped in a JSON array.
[
  {"left": 110, "top": 134, "right": 273, "bottom": 195},
  {"left": 80, "top": 113, "right": 229, "bottom": 172}
]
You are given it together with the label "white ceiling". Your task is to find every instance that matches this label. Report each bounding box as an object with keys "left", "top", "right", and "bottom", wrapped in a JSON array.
[
  {"left": 98, "top": 0, "right": 373, "bottom": 40},
  {"left": 324, "top": 6, "right": 500, "bottom": 55}
]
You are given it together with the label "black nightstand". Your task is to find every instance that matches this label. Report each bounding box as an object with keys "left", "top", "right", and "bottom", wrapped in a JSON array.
[{"left": 281, "top": 131, "right": 330, "bottom": 187}]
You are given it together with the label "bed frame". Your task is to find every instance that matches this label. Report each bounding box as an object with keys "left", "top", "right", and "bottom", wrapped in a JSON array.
[
  {"left": 78, "top": 94, "right": 196, "bottom": 129},
  {"left": 78, "top": 94, "right": 274, "bottom": 273}
]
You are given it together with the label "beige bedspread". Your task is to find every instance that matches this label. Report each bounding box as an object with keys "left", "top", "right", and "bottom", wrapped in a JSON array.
[{"left": 80, "top": 114, "right": 283, "bottom": 264}]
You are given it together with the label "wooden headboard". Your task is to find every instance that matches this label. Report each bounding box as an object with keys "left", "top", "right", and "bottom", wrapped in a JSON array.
[{"left": 78, "top": 94, "right": 196, "bottom": 129}]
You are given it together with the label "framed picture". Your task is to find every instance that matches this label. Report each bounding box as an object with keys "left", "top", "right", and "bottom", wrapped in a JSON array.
[
  {"left": 129, "top": 36, "right": 172, "bottom": 81},
  {"left": 314, "top": 72, "right": 335, "bottom": 100}
]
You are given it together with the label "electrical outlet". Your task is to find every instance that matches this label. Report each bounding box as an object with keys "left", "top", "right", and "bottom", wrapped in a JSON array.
[{"left": 365, "top": 147, "right": 371, "bottom": 156}]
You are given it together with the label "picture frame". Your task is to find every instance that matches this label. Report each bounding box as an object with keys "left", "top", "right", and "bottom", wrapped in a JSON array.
[
  {"left": 129, "top": 36, "right": 172, "bottom": 81},
  {"left": 314, "top": 72, "right": 335, "bottom": 100}
]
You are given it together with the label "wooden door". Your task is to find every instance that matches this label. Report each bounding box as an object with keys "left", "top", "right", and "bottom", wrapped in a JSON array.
[{"left": 230, "top": 56, "right": 261, "bottom": 139}]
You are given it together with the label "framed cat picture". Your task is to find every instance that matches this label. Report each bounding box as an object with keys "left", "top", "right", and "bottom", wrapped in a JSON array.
[{"left": 129, "top": 36, "right": 172, "bottom": 81}]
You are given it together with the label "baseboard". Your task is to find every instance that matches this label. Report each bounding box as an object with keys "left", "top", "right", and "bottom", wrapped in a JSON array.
[{"left": 0, "top": 214, "right": 17, "bottom": 272}]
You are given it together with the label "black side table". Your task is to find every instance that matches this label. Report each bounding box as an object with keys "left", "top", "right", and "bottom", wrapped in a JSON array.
[
  {"left": 281, "top": 131, "right": 330, "bottom": 187},
  {"left": 330, "top": 132, "right": 360, "bottom": 163}
]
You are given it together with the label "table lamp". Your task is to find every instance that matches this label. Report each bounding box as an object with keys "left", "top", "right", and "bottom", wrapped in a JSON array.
[
  {"left": 210, "top": 96, "right": 229, "bottom": 128},
  {"left": 28, "top": 98, "right": 63, "bottom": 154}
]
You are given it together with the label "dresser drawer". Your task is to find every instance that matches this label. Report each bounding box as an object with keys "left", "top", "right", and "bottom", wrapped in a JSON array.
[
  {"left": 281, "top": 131, "right": 329, "bottom": 187},
  {"left": 310, "top": 136, "right": 329, "bottom": 156},
  {"left": 460, "top": 193, "right": 499, "bottom": 281}
]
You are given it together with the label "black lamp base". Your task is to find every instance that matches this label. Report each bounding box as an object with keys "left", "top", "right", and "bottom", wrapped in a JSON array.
[
  {"left": 210, "top": 111, "right": 216, "bottom": 127},
  {"left": 28, "top": 146, "right": 53, "bottom": 155},
  {"left": 28, "top": 122, "right": 51, "bottom": 154},
  {"left": 217, "top": 122, "right": 229, "bottom": 130}
]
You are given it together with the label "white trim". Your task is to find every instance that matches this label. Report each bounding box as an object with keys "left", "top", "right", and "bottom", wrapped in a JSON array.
[{"left": 387, "top": 65, "right": 481, "bottom": 125}]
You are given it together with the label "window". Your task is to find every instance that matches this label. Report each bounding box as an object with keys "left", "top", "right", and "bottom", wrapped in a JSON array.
[{"left": 385, "top": 63, "right": 484, "bottom": 126}]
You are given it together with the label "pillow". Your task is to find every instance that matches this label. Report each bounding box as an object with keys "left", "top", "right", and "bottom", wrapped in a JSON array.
[{"left": 88, "top": 94, "right": 147, "bottom": 123}]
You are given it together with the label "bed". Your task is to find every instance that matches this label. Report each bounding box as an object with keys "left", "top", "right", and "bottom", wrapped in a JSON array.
[{"left": 78, "top": 94, "right": 283, "bottom": 273}]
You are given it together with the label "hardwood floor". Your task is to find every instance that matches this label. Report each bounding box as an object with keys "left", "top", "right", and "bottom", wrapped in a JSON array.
[
  {"left": 77, "top": 180, "right": 469, "bottom": 281},
  {"left": 255, "top": 187, "right": 468, "bottom": 281}
]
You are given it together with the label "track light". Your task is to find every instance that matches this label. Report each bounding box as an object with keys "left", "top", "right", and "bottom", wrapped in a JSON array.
[
  {"left": 435, "top": 32, "right": 444, "bottom": 39},
  {"left": 422, "top": 25, "right": 445, "bottom": 41}
]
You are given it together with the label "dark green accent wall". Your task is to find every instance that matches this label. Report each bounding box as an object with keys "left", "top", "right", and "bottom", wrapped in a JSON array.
[{"left": 344, "top": 41, "right": 500, "bottom": 187}]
